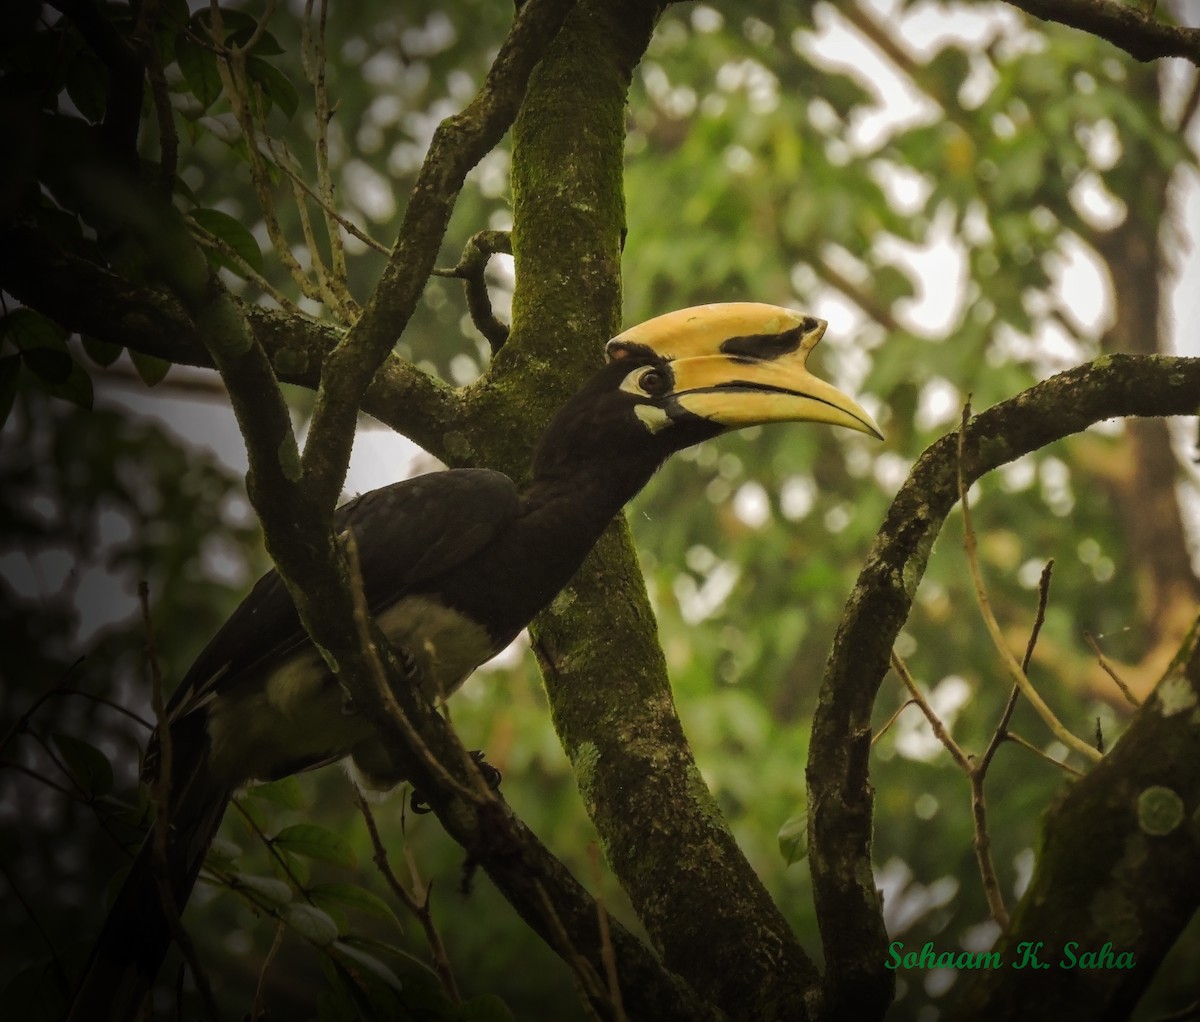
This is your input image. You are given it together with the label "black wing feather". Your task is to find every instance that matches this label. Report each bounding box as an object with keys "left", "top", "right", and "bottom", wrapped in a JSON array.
[{"left": 167, "top": 468, "right": 519, "bottom": 720}]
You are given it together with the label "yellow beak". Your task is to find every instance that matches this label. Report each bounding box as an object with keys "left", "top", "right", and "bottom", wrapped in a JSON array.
[{"left": 607, "top": 302, "right": 882, "bottom": 440}]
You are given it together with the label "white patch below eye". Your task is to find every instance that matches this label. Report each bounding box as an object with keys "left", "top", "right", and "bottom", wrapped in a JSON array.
[{"left": 634, "top": 404, "right": 671, "bottom": 432}]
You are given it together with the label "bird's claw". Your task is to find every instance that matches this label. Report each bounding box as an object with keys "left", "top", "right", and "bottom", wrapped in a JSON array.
[
  {"left": 409, "top": 750, "right": 502, "bottom": 815},
  {"left": 397, "top": 645, "right": 419, "bottom": 679}
]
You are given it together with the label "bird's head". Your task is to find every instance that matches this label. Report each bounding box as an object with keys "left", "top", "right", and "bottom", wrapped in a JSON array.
[
  {"left": 604, "top": 301, "right": 882, "bottom": 442},
  {"left": 532, "top": 302, "right": 881, "bottom": 487}
]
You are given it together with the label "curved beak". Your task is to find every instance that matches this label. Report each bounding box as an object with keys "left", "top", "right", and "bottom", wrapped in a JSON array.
[
  {"left": 607, "top": 302, "right": 883, "bottom": 440},
  {"left": 668, "top": 352, "right": 883, "bottom": 439}
]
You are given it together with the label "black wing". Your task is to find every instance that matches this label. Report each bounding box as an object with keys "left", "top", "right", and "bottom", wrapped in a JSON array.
[{"left": 167, "top": 468, "right": 520, "bottom": 720}]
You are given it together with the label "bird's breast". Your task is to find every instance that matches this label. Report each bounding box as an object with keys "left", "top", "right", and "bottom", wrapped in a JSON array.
[{"left": 373, "top": 594, "right": 502, "bottom": 700}]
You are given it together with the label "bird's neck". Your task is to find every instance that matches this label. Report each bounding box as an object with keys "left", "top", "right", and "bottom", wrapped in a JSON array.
[
  {"left": 522, "top": 447, "right": 663, "bottom": 536},
  {"left": 441, "top": 453, "right": 661, "bottom": 645}
]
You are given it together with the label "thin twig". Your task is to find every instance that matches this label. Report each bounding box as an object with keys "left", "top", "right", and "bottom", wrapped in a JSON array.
[
  {"left": 0, "top": 657, "right": 85, "bottom": 757},
  {"left": 0, "top": 860, "right": 69, "bottom": 987},
  {"left": 979, "top": 559, "right": 1056, "bottom": 774},
  {"left": 1083, "top": 631, "right": 1141, "bottom": 708},
  {"left": 587, "top": 843, "right": 626, "bottom": 1022},
  {"left": 247, "top": 83, "right": 354, "bottom": 320},
  {"left": 0, "top": 758, "right": 79, "bottom": 800},
  {"left": 227, "top": 0, "right": 277, "bottom": 59},
  {"left": 230, "top": 798, "right": 314, "bottom": 901},
  {"left": 263, "top": 136, "right": 389, "bottom": 255},
  {"left": 27, "top": 730, "right": 88, "bottom": 800},
  {"left": 302, "top": 0, "right": 351, "bottom": 283},
  {"left": 957, "top": 402, "right": 1102, "bottom": 763},
  {"left": 251, "top": 921, "right": 286, "bottom": 1021},
  {"left": 871, "top": 698, "right": 918, "bottom": 746},
  {"left": 207, "top": 2, "right": 323, "bottom": 305},
  {"left": 889, "top": 651, "right": 972, "bottom": 771},
  {"left": 355, "top": 794, "right": 460, "bottom": 1002},
  {"left": 142, "top": 29, "right": 178, "bottom": 197},
  {"left": 139, "top": 581, "right": 220, "bottom": 1021},
  {"left": 1004, "top": 731, "right": 1084, "bottom": 776},
  {"left": 969, "top": 560, "right": 1055, "bottom": 929},
  {"left": 185, "top": 220, "right": 302, "bottom": 314},
  {"left": 532, "top": 882, "right": 609, "bottom": 1006}
]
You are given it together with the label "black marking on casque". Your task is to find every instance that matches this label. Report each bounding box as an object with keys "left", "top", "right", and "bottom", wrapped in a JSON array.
[{"left": 720, "top": 323, "right": 811, "bottom": 361}]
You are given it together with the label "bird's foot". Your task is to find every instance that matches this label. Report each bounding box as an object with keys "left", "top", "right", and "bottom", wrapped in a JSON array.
[
  {"left": 409, "top": 750, "right": 502, "bottom": 815},
  {"left": 397, "top": 645, "right": 419, "bottom": 679}
]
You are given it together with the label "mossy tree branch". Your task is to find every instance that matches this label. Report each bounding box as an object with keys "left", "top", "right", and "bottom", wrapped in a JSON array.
[
  {"left": 502, "top": 2, "right": 823, "bottom": 1019},
  {"left": 808, "top": 353, "right": 1200, "bottom": 1020}
]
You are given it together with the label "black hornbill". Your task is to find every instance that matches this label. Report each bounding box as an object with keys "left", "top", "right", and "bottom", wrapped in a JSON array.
[{"left": 70, "top": 302, "right": 880, "bottom": 1019}]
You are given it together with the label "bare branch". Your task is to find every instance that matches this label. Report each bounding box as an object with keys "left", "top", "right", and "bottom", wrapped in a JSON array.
[
  {"left": 356, "top": 795, "right": 460, "bottom": 1002},
  {"left": 1000, "top": 0, "right": 1200, "bottom": 65},
  {"left": 951, "top": 621, "right": 1200, "bottom": 1019},
  {"left": 433, "top": 230, "right": 512, "bottom": 352},
  {"left": 1084, "top": 631, "right": 1143, "bottom": 707},
  {"left": 808, "top": 352, "right": 1200, "bottom": 1018},
  {"left": 889, "top": 651, "right": 973, "bottom": 771},
  {"left": 957, "top": 401, "right": 1102, "bottom": 764}
]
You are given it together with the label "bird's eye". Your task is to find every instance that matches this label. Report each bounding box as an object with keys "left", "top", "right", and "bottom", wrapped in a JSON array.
[{"left": 639, "top": 368, "right": 668, "bottom": 396}]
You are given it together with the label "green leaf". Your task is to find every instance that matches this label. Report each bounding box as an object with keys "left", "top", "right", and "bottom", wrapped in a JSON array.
[
  {"left": 248, "top": 775, "right": 307, "bottom": 809},
  {"left": 246, "top": 56, "right": 299, "bottom": 120},
  {"left": 190, "top": 207, "right": 264, "bottom": 275},
  {"left": 310, "top": 883, "right": 400, "bottom": 927},
  {"left": 206, "top": 837, "right": 243, "bottom": 863},
  {"left": 232, "top": 872, "right": 294, "bottom": 907},
  {"left": 329, "top": 940, "right": 403, "bottom": 992},
  {"left": 22, "top": 346, "right": 73, "bottom": 383},
  {"left": 777, "top": 811, "right": 808, "bottom": 866},
  {"left": 174, "top": 33, "right": 222, "bottom": 113},
  {"left": 129, "top": 350, "right": 171, "bottom": 387},
  {"left": 0, "top": 355, "right": 20, "bottom": 427},
  {"left": 273, "top": 824, "right": 357, "bottom": 869},
  {"left": 284, "top": 903, "right": 341, "bottom": 947},
  {"left": 52, "top": 733, "right": 114, "bottom": 798},
  {"left": 33, "top": 358, "right": 93, "bottom": 410},
  {"left": 81, "top": 335, "right": 122, "bottom": 368},
  {"left": 2, "top": 307, "right": 69, "bottom": 351}
]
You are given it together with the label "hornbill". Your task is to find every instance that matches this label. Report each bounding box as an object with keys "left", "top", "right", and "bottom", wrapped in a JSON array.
[{"left": 70, "top": 302, "right": 880, "bottom": 1019}]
